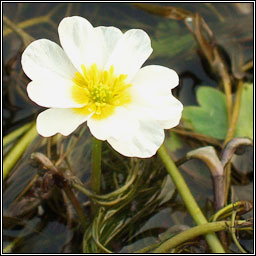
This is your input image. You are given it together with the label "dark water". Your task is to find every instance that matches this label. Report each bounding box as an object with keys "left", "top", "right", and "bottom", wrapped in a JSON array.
[{"left": 3, "top": 3, "right": 253, "bottom": 253}]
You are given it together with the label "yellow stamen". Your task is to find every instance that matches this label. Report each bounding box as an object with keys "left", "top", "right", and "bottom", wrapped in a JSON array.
[{"left": 71, "top": 64, "right": 131, "bottom": 120}]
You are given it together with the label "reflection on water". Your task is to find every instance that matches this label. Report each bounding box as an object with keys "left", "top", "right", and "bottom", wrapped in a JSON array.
[{"left": 3, "top": 3, "right": 253, "bottom": 253}]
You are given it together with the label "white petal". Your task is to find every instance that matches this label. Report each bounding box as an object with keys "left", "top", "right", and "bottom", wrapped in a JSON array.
[
  {"left": 153, "top": 96, "right": 183, "bottom": 129},
  {"left": 129, "top": 96, "right": 183, "bottom": 129},
  {"left": 58, "top": 16, "right": 105, "bottom": 71},
  {"left": 95, "top": 26, "right": 123, "bottom": 67},
  {"left": 105, "top": 29, "right": 152, "bottom": 81},
  {"left": 37, "top": 108, "right": 90, "bottom": 137},
  {"left": 129, "top": 65, "right": 183, "bottom": 129},
  {"left": 131, "top": 65, "right": 179, "bottom": 98},
  {"left": 87, "top": 107, "right": 139, "bottom": 141},
  {"left": 107, "top": 120, "right": 164, "bottom": 158},
  {"left": 21, "top": 39, "right": 77, "bottom": 81},
  {"left": 27, "top": 79, "right": 82, "bottom": 108},
  {"left": 128, "top": 94, "right": 183, "bottom": 129}
]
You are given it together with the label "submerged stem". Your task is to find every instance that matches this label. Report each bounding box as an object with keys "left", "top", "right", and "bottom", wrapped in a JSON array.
[
  {"left": 3, "top": 15, "right": 34, "bottom": 46},
  {"left": 3, "top": 123, "right": 38, "bottom": 180},
  {"left": 3, "top": 16, "right": 49, "bottom": 37},
  {"left": 3, "top": 122, "right": 33, "bottom": 147},
  {"left": 157, "top": 145, "right": 225, "bottom": 253}
]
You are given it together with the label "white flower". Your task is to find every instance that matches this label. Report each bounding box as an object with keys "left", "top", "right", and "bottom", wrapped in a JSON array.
[{"left": 21, "top": 16, "right": 183, "bottom": 158}]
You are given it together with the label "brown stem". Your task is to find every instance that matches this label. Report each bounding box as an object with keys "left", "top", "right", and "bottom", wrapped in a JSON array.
[
  {"left": 223, "top": 80, "right": 244, "bottom": 204},
  {"left": 224, "top": 80, "right": 244, "bottom": 146},
  {"left": 63, "top": 186, "right": 87, "bottom": 230},
  {"left": 171, "top": 127, "right": 223, "bottom": 147},
  {"left": 224, "top": 82, "right": 233, "bottom": 125},
  {"left": 31, "top": 153, "right": 87, "bottom": 230},
  {"left": 224, "top": 164, "right": 232, "bottom": 205},
  {"left": 212, "top": 175, "right": 225, "bottom": 211},
  {"left": 242, "top": 60, "right": 253, "bottom": 72}
]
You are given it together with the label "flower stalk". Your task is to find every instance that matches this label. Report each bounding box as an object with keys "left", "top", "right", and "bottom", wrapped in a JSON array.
[
  {"left": 91, "top": 138, "right": 102, "bottom": 195},
  {"left": 90, "top": 138, "right": 102, "bottom": 216},
  {"left": 157, "top": 144, "right": 225, "bottom": 253}
]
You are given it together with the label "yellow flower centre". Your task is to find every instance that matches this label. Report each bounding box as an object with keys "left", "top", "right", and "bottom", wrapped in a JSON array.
[{"left": 71, "top": 64, "right": 131, "bottom": 120}]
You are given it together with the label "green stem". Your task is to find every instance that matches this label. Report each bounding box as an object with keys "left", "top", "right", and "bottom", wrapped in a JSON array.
[
  {"left": 3, "top": 123, "right": 38, "bottom": 180},
  {"left": 153, "top": 220, "right": 245, "bottom": 253},
  {"left": 231, "top": 210, "right": 247, "bottom": 253},
  {"left": 157, "top": 145, "right": 225, "bottom": 253},
  {"left": 211, "top": 201, "right": 246, "bottom": 222},
  {"left": 135, "top": 242, "right": 160, "bottom": 253},
  {"left": 91, "top": 138, "right": 102, "bottom": 194},
  {"left": 90, "top": 138, "right": 102, "bottom": 215}
]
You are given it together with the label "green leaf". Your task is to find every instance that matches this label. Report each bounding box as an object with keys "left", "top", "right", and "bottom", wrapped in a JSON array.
[
  {"left": 182, "top": 84, "right": 253, "bottom": 140},
  {"left": 235, "top": 83, "right": 253, "bottom": 139},
  {"left": 182, "top": 86, "right": 228, "bottom": 140}
]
